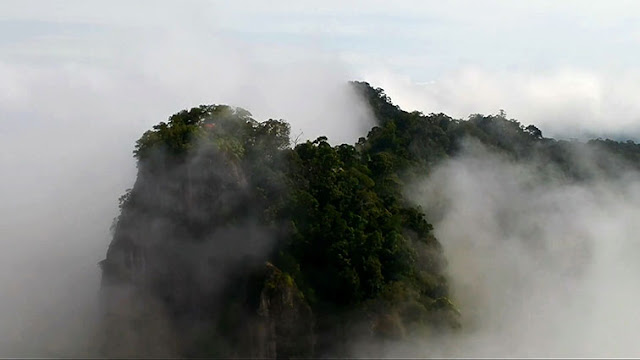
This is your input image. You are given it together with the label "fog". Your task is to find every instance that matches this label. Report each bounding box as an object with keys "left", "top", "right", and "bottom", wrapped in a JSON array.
[
  {"left": 348, "top": 139, "right": 640, "bottom": 357},
  {"left": 4, "top": 1, "right": 640, "bottom": 357},
  {"left": 365, "top": 67, "right": 640, "bottom": 140},
  {"left": 0, "top": 17, "right": 372, "bottom": 358}
]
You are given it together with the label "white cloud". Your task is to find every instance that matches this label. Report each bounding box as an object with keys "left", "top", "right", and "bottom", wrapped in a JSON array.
[
  {"left": 400, "top": 142, "right": 640, "bottom": 357},
  {"left": 3, "top": 0, "right": 640, "bottom": 356},
  {"left": 0, "top": 0, "right": 208, "bottom": 27},
  {"left": 365, "top": 67, "right": 640, "bottom": 139},
  {"left": 0, "top": 3, "right": 375, "bottom": 355}
]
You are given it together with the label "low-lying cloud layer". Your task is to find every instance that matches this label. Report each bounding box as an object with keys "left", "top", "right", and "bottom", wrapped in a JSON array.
[
  {"left": 0, "top": 11, "right": 373, "bottom": 357},
  {"left": 366, "top": 68, "right": 640, "bottom": 140},
  {"left": 354, "top": 140, "right": 640, "bottom": 357},
  {"left": 3, "top": 1, "right": 640, "bottom": 357}
]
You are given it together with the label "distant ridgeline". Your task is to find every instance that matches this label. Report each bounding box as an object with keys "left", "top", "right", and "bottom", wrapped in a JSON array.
[{"left": 99, "top": 81, "right": 640, "bottom": 358}]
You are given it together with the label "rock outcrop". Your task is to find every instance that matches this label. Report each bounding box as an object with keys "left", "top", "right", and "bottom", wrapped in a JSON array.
[
  {"left": 254, "top": 262, "right": 315, "bottom": 358},
  {"left": 98, "top": 101, "right": 460, "bottom": 358}
]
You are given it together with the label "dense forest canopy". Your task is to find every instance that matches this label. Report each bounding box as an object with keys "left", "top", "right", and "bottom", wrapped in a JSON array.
[{"left": 99, "top": 81, "right": 640, "bottom": 358}]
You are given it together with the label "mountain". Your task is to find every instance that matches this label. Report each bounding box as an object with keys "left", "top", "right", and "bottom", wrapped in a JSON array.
[{"left": 98, "top": 81, "right": 640, "bottom": 358}]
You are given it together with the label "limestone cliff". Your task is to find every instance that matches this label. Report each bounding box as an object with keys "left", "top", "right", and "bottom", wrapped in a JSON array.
[{"left": 98, "top": 100, "right": 460, "bottom": 357}]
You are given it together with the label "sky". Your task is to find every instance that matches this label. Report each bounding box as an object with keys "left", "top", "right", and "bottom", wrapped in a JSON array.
[
  {"left": 2, "top": 0, "right": 640, "bottom": 355},
  {"left": 3, "top": 1, "right": 640, "bottom": 138}
]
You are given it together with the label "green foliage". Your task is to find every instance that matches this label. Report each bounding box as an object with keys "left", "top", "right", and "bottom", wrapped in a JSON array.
[
  {"left": 113, "top": 97, "right": 460, "bottom": 343},
  {"left": 107, "top": 81, "right": 640, "bottom": 356},
  {"left": 133, "top": 104, "right": 266, "bottom": 164}
]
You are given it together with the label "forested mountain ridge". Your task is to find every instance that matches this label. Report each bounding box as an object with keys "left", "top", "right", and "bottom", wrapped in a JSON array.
[{"left": 99, "top": 81, "right": 640, "bottom": 358}]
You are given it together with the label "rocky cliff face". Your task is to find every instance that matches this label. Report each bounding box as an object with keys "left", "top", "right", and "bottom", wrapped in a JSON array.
[
  {"left": 99, "top": 259, "right": 315, "bottom": 358},
  {"left": 99, "top": 151, "right": 314, "bottom": 357},
  {"left": 255, "top": 262, "right": 315, "bottom": 358},
  {"left": 98, "top": 107, "right": 316, "bottom": 358},
  {"left": 98, "top": 102, "right": 461, "bottom": 358}
]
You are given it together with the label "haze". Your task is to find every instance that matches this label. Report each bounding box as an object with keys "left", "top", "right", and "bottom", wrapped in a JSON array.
[{"left": 2, "top": 0, "right": 640, "bottom": 357}]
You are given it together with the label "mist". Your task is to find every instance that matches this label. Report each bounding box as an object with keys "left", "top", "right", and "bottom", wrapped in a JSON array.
[
  {"left": 0, "top": 9, "right": 372, "bottom": 357},
  {"left": 5, "top": 1, "right": 640, "bottom": 358},
  {"left": 365, "top": 67, "right": 640, "bottom": 140},
  {"left": 347, "top": 139, "right": 640, "bottom": 357}
]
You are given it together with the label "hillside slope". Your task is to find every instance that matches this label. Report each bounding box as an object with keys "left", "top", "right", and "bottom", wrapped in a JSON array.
[{"left": 99, "top": 82, "right": 640, "bottom": 358}]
